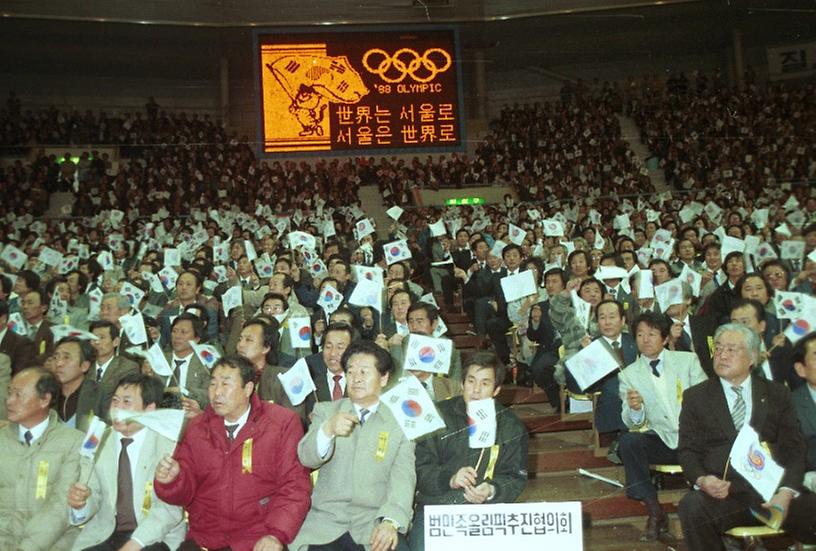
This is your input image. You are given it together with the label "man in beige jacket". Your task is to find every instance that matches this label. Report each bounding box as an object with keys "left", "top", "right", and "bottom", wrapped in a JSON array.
[{"left": 0, "top": 367, "right": 85, "bottom": 550}]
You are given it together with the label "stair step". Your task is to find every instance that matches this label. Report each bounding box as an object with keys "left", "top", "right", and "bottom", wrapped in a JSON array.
[
  {"left": 451, "top": 334, "right": 482, "bottom": 349},
  {"left": 498, "top": 385, "right": 549, "bottom": 406},
  {"left": 516, "top": 412, "right": 593, "bottom": 433},
  {"left": 442, "top": 312, "right": 470, "bottom": 324}
]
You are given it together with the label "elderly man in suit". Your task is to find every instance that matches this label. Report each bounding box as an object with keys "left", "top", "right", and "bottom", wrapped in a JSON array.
[
  {"left": 303, "top": 322, "right": 354, "bottom": 417},
  {"left": 617, "top": 311, "right": 707, "bottom": 542},
  {"left": 1, "top": 367, "right": 85, "bottom": 550},
  {"left": 292, "top": 340, "right": 415, "bottom": 551},
  {"left": 68, "top": 373, "right": 187, "bottom": 550},
  {"left": 793, "top": 333, "right": 816, "bottom": 490},
  {"left": 89, "top": 320, "right": 140, "bottom": 418},
  {"left": 155, "top": 355, "right": 311, "bottom": 551},
  {"left": 677, "top": 323, "right": 816, "bottom": 549}
]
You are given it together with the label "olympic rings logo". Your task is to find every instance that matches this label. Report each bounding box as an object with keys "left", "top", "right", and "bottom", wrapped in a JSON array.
[{"left": 362, "top": 48, "right": 452, "bottom": 83}]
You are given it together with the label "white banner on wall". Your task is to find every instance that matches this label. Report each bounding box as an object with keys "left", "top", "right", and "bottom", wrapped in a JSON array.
[{"left": 767, "top": 40, "right": 816, "bottom": 80}]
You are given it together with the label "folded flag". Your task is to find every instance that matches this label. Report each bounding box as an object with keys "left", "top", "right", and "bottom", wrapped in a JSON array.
[
  {"left": 112, "top": 408, "right": 186, "bottom": 442},
  {"left": 51, "top": 324, "right": 100, "bottom": 342},
  {"left": 79, "top": 415, "right": 109, "bottom": 459}
]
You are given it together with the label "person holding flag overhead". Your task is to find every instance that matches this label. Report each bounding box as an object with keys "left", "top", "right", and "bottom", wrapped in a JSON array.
[
  {"left": 67, "top": 373, "right": 187, "bottom": 550},
  {"left": 154, "top": 356, "right": 311, "bottom": 551},
  {"left": 677, "top": 323, "right": 816, "bottom": 550},
  {"left": 291, "top": 340, "right": 415, "bottom": 551},
  {"left": 409, "top": 352, "right": 528, "bottom": 551},
  {"left": 0, "top": 367, "right": 85, "bottom": 550}
]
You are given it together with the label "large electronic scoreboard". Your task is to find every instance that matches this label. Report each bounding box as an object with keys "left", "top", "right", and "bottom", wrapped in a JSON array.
[{"left": 255, "top": 27, "right": 465, "bottom": 156}]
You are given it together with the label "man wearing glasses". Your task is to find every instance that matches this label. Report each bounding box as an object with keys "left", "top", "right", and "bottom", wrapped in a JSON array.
[{"left": 677, "top": 323, "right": 816, "bottom": 550}]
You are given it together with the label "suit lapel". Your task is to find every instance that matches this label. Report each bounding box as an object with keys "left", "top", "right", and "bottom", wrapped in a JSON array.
[{"left": 750, "top": 376, "right": 769, "bottom": 435}]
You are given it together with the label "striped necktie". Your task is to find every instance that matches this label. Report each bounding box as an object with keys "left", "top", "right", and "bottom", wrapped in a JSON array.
[{"left": 730, "top": 386, "right": 746, "bottom": 430}]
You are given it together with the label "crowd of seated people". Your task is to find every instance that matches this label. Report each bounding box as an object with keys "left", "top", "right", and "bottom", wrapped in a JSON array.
[
  {"left": 631, "top": 71, "right": 816, "bottom": 195},
  {"left": 0, "top": 74, "right": 815, "bottom": 549},
  {"left": 473, "top": 85, "right": 654, "bottom": 203}
]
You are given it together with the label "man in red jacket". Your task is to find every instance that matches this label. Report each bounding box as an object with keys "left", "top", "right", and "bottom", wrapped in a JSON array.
[{"left": 154, "top": 355, "right": 311, "bottom": 551}]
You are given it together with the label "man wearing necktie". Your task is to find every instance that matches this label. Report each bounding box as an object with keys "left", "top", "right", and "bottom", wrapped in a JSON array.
[
  {"left": 303, "top": 323, "right": 353, "bottom": 418},
  {"left": 68, "top": 373, "right": 186, "bottom": 550},
  {"left": 155, "top": 356, "right": 311, "bottom": 551},
  {"left": 678, "top": 324, "right": 816, "bottom": 550},
  {"left": 292, "top": 340, "right": 415, "bottom": 551},
  {"left": 617, "top": 312, "right": 707, "bottom": 542},
  {"left": 1, "top": 367, "right": 85, "bottom": 550}
]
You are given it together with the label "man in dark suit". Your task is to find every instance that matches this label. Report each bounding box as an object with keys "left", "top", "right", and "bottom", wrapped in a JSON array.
[
  {"left": 89, "top": 320, "right": 140, "bottom": 419},
  {"left": 678, "top": 323, "right": 816, "bottom": 550},
  {"left": 482, "top": 244, "right": 523, "bottom": 365},
  {"left": 793, "top": 333, "right": 816, "bottom": 482},
  {"left": 21, "top": 290, "right": 53, "bottom": 366},
  {"left": 729, "top": 299, "right": 797, "bottom": 387},
  {"left": 0, "top": 300, "right": 34, "bottom": 374},
  {"left": 665, "top": 289, "right": 717, "bottom": 378},
  {"left": 565, "top": 299, "right": 638, "bottom": 435},
  {"left": 304, "top": 322, "right": 353, "bottom": 417}
]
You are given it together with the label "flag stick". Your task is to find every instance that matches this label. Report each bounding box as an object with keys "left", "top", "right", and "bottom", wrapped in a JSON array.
[
  {"left": 474, "top": 448, "right": 486, "bottom": 473},
  {"left": 722, "top": 457, "right": 730, "bottom": 481}
]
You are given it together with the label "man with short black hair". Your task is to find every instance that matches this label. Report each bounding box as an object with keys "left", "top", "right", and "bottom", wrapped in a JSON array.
[
  {"left": 155, "top": 356, "right": 311, "bottom": 551},
  {"left": 389, "top": 302, "right": 462, "bottom": 399},
  {"left": 21, "top": 289, "right": 54, "bottom": 366},
  {"left": 618, "top": 312, "right": 707, "bottom": 542},
  {"left": 238, "top": 317, "right": 305, "bottom": 421},
  {"left": 410, "top": 352, "right": 528, "bottom": 551},
  {"left": 1, "top": 367, "right": 84, "bottom": 550},
  {"left": 148, "top": 315, "right": 210, "bottom": 413},
  {"left": 89, "top": 320, "right": 140, "bottom": 418},
  {"left": 53, "top": 336, "right": 99, "bottom": 430},
  {"left": 68, "top": 373, "right": 187, "bottom": 550},
  {"left": 304, "top": 322, "right": 353, "bottom": 416},
  {"left": 292, "top": 340, "right": 415, "bottom": 551}
]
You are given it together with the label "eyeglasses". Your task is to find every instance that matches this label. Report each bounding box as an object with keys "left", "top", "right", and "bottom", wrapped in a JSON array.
[{"left": 713, "top": 344, "right": 746, "bottom": 356}]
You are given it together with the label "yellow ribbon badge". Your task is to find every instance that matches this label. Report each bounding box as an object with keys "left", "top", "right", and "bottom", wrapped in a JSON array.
[
  {"left": 142, "top": 481, "right": 153, "bottom": 515},
  {"left": 36, "top": 461, "right": 49, "bottom": 500},
  {"left": 242, "top": 439, "right": 253, "bottom": 474},
  {"left": 485, "top": 445, "right": 500, "bottom": 480},
  {"left": 375, "top": 432, "right": 389, "bottom": 462}
]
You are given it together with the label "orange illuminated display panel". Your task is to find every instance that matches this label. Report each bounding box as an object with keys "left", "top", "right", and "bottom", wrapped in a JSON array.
[{"left": 255, "top": 27, "right": 464, "bottom": 156}]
